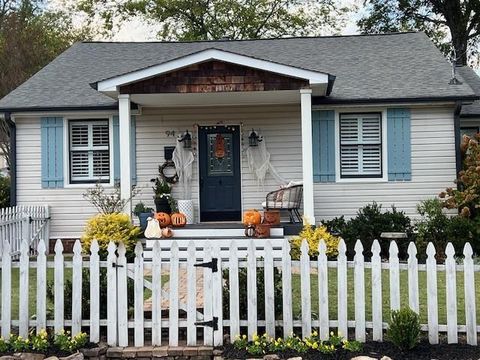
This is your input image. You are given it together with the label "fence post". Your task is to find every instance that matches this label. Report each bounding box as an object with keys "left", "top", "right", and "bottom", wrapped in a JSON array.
[
  {"left": 445, "top": 243, "right": 458, "bottom": 344},
  {"left": 134, "top": 241, "right": 144, "bottom": 347},
  {"left": 212, "top": 244, "right": 223, "bottom": 346},
  {"left": 169, "top": 241, "right": 179, "bottom": 346},
  {"left": 90, "top": 240, "right": 100, "bottom": 344},
  {"left": 72, "top": 240, "right": 83, "bottom": 336},
  {"left": 407, "top": 242, "right": 419, "bottom": 313},
  {"left": 318, "top": 240, "right": 329, "bottom": 341},
  {"left": 354, "top": 240, "right": 365, "bottom": 342},
  {"left": 117, "top": 242, "right": 128, "bottom": 347},
  {"left": 54, "top": 239, "right": 64, "bottom": 334},
  {"left": 19, "top": 238, "right": 30, "bottom": 337},
  {"left": 371, "top": 240, "right": 382, "bottom": 342},
  {"left": 152, "top": 241, "right": 162, "bottom": 346},
  {"left": 44, "top": 206, "right": 50, "bottom": 254},
  {"left": 282, "top": 238, "right": 293, "bottom": 338},
  {"left": 389, "top": 241, "right": 400, "bottom": 311},
  {"left": 463, "top": 242, "right": 477, "bottom": 345},
  {"left": 264, "top": 240, "right": 275, "bottom": 339},
  {"left": 337, "top": 238, "right": 348, "bottom": 338},
  {"left": 36, "top": 239, "right": 47, "bottom": 332},
  {"left": 203, "top": 243, "right": 213, "bottom": 345},
  {"left": 1, "top": 240, "right": 11, "bottom": 338},
  {"left": 106, "top": 242, "right": 117, "bottom": 346},
  {"left": 300, "top": 239, "right": 312, "bottom": 338},
  {"left": 186, "top": 241, "right": 197, "bottom": 346},
  {"left": 426, "top": 242, "right": 438, "bottom": 344},
  {"left": 247, "top": 239, "right": 257, "bottom": 340},
  {"left": 229, "top": 240, "right": 240, "bottom": 340}
]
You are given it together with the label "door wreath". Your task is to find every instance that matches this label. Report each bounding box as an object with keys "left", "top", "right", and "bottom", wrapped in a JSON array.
[{"left": 159, "top": 161, "right": 179, "bottom": 184}]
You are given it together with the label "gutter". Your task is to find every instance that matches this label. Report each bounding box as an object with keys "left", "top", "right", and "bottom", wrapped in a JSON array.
[
  {"left": 454, "top": 101, "right": 462, "bottom": 178},
  {"left": 312, "top": 94, "right": 479, "bottom": 105},
  {"left": 3, "top": 112, "right": 16, "bottom": 206}
]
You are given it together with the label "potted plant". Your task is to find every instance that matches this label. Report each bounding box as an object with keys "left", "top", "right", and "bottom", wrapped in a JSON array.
[
  {"left": 151, "top": 175, "right": 173, "bottom": 213},
  {"left": 133, "top": 202, "right": 154, "bottom": 231}
]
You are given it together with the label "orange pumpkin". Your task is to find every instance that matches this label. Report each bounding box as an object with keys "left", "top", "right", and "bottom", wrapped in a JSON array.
[
  {"left": 162, "top": 227, "right": 173, "bottom": 238},
  {"left": 255, "top": 224, "right": 271, "bottom": 238},
  {"left": 243, "top": 209, "right": 261, "bottom": 226},
  {"left": 171, "top": 213, "right": 187, "bottom": 227},
  {"left": 263, "top": 210, "right": 280, "bottom": 225},
  {"left": 155, "top": 212, "right": 171, "bottom": 227}
]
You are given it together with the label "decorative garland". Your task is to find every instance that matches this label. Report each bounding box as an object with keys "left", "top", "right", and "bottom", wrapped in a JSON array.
[{"left": 159, "top": 161, "right": 179, "bottom": 184}]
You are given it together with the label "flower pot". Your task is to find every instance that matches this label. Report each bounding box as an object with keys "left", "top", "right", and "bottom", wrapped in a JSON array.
[
  {"left": 154, "top": 197, "right": 171, "bottom": 213},
  {"left": 138, "top": 212, "right": 153, "bottom": 231},
  {"left": 177, "top": 199, "right": 194, "bottom": 224}
]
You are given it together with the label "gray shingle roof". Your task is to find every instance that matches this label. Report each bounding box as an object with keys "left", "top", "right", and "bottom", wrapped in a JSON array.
[
  {"left": 0, "top": 32, "right": 477, "bottom": 111},
  {"left": 456, "top": 66, "right": 480, "bottom": 116}
]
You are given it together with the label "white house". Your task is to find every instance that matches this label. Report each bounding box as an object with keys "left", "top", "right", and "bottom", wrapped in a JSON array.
[{"left": 0, "top": 32, "right": 478, "bottom": 240}]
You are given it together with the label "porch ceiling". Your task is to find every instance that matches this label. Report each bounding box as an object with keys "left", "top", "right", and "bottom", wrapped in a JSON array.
[{"left": 130, "top": 90, "right": 303, "bottom": 107}]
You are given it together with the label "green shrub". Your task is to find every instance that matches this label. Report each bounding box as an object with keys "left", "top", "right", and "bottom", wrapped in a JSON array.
[
  {"left": 386, "top": 308, "right": 421, "bottom": 351},
  {"left": 290, "top": 222, "right": 339, "bottom": 259},
  {"left": 222, "top": 266, "right": 282, "bottom": 320},
  {"left": 322, "top": 202, "right": 413, "bottom": 258},
  {"left": 54, "top": 331, "right": 87, "bottom": 353},
  {"left": 0, "top": 175, "right": 10, "bottom": 208},
  {"left": 415, "top": 198, "right": 476, "bottom": 259},
  {"left": 81, "top": 213, "right": 141, "bottom": 260}
]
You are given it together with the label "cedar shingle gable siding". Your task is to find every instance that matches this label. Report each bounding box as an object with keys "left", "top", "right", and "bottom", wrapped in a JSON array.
[{"left": 119, "top": 61, "right": 308, "bottom": 94}]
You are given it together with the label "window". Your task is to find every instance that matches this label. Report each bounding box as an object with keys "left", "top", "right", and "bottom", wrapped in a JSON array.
[
  {"left": 69, "top": 120, "right": 110, "bottom": 183},
  {"left": 339, "top": 113, "right": 382, "bottom": 178}
]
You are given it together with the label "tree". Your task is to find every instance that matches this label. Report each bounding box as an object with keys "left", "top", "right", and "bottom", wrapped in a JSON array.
[
  {"left": 0, "top": 0, "right": 93, "bottom": 169},
  {"left": 76, "top": 0, "right": 351, "bottom": 41},
  {"left": 358, "top": 0, "right": 480, "bottom": 66}
]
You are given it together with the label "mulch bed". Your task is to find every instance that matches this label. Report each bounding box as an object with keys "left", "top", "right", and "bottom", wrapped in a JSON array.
[{"left": 222, "top": 340, "right": 480, "bottom": 360}]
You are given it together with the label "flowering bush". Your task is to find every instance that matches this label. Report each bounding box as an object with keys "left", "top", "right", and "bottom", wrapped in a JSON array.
[
  {"left": 30, "top": 329, "right": 49, "bottom": 352},
  {"left": 54, "top": 330, "right": 88, "bottom": 353},
  {"left": 231, "top": 331, "right": 361, "bottom": 357},
  {"left": 81, "top": 212, "right": 141, "bottom": 259},
  {"left": 290, "top": 222, "right": 339, "bottom": 259}
]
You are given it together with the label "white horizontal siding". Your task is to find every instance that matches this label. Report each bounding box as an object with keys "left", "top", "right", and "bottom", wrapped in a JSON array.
[
  {"left": 314, "top": 106, "right": 457, "bottom": 220},
  {"left": 14, "top": 104, "right": 457, "bottom": 239}
]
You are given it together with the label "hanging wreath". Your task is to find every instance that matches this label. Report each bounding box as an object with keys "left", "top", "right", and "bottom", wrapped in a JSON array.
[
  {"left": 160, "top": 161, "right": 179, "bottom": 184},
  {"left": 215, "top": 133, "right": 225, "bottom": 159}
]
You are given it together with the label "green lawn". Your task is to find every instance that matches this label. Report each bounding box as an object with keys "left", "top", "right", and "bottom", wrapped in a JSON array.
[{"left": 291, "top": 268, "right": 480, "bottom": 325}]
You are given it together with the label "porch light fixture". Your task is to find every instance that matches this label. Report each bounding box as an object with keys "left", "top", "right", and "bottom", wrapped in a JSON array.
[
  {"left": 179, "top": 130, "right": 192, "bottom": 149},
  {"left": 248, "top": 129, "right": 262, "bottom": 147}
]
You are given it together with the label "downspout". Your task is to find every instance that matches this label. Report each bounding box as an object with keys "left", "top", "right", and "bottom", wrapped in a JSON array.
[
  {"left": 4, "top": 112, "right": 16, "bottom": 206},
  {"left": 454, "top": 101, "right": 462, "bottom": 180}
]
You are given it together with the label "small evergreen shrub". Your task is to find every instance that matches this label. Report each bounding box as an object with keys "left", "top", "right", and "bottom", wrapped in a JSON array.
[
  {"left": 290, "top": 222, "right": 339, "bottom": 259},
  {"left": 81, "top": 213, "right": 141, "bottom": 259},
  {"left": 0, "top": 175, "right": 9, "bottom": 208},
  {"left": 386, "top": 308, "right": 421, "bottom": 351}
]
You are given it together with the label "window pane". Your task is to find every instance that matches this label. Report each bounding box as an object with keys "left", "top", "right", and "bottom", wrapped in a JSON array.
[
  {"left": 93, "top": 150, "right": 110, "bottom": 177},
  {"left": 71, "top": 124, "right": 89, "bottom": 147},
  {"left": 92, "top": 123, "right": 109, "bottom": 146},
  {"left": 362, "top": 145, "right": 382, "bottom": 174},
  {"left": 361, "top": 117, "right": 381, "bottom": 143},
  {"left": 340, "top": 146, "right": 359, "bottom": 175},
  {"left": 71, "top": 151, "right": 89, "bottom": 179}
]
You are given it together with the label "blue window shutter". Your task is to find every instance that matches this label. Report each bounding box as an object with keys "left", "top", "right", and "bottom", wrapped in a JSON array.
[
  {"left": 312, "top": 110, "right": 336, "bottom": 182},
  {"left": 387, "top": 108, "right": 411, "bottom": 181},
  {"left": 41, "top": 117, "right": 64, "bottom": 188},
  {"left": 113, "top": 115, "right": 136, "bottom": 184}
]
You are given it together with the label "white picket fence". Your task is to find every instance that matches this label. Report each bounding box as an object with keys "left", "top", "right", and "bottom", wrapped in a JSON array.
[
  {"left": 0, "top": 237, "right": 479, "bottom": 347},
  {"left": 0, "top": 205, "right": 50, "bottom": 257}
]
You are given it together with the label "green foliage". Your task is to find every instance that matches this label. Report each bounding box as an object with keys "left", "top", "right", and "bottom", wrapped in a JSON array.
[
  {"left": 223, "top": 266, "right": 282, "bottom": 320},
  {"left": 386, "top": 308, "right": 421, "bottom": 351},
  {"left": 76, "top": 0, "right": 351, "bottom": 41},
  {"left": 415, "top": 198, "right": 476, "bottom": 259},
  {"left": 54, "top": 331, "right": 88, "bottom": 353},
  {"left": 48, "top": 268, "right": 134, "bottom": 320},
  {"left": 232, "top": 331, "right": 362, "bottom": 356},
  {"left": 30, "top": 329, "right": 49, "bottom": 353},
  {"left": 0, "top": 336, "right": 9, "bottom": 353},
  {"left": 290, "top": 222, "right": 339, "bottom": 259},
  {"left": 358, "top": 0, "right": 475, "bottom": 65},
  {"left": 322, "top": 202, "right": 413, "bottom": 258},
  {"left": 9, "top": 334, "right": 29, "bottom": 352},
  {"left": 83, "top": 183, "right": 140, "bottom": 214},
  {"left": 0, "top": 175, "right": 10, "bottom": 208},
  {"left": 133, "top": 202, "right": 153, "bottom": 216},
  {"left": 81, "top": 213, "right": 141, "bottom": 260},
  {"left": 152, "top": 175, "right": 172, "bottom": 198}
]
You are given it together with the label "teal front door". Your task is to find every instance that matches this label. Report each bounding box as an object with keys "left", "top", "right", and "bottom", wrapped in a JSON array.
[{"left": 198, "top": 125, "right": 241, "bottom": 222}]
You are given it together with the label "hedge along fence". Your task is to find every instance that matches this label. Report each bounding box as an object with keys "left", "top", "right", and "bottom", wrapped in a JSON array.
[{"left": 0, "top": 238, "right": 478, "bottom": 347}]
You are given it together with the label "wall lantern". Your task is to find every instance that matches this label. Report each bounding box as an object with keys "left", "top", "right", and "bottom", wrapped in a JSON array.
[
  {"left": 179, "top": 130, "right": 192, "bottom": 149},
  {"left": 248, "top": 129, "right": 262, "bottom": 147}
]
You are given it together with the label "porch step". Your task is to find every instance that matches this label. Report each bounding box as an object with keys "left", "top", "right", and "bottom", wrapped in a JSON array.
[
  {"left": 154, "top": 226, "right": 284, "bottom": 238},
  {"left": 143, "top": 237, "right": 286, "bottom": 260}
]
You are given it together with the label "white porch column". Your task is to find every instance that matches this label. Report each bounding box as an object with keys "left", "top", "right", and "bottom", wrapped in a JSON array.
[
  {"left": 118, "top": 94, "right": 132, "bottom": 215},
  {"left": 300, "top": 88, "right": 315, "bottom": 224}
]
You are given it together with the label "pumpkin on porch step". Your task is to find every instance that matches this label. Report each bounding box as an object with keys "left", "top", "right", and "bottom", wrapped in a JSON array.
[
  {"left": 144, "top": 217, "right": 162, "bottom": 239},
  {"left": 155, "top": 212, "right": 171, "bottom": 227},
  {"left": 171, "top": 213, "right": 187, "bottom": 227},
  {"left": 243, "top": 209, "right": 261, "bottom": 226},
  {"left": 255, "top": 224, "right": 271, "bottom": 238},
  {"left": 263, "top": 210, "right": 280, "bottom": 225},
  {"left": 162, "top": 227, "right": 173, "bottom": 238}
]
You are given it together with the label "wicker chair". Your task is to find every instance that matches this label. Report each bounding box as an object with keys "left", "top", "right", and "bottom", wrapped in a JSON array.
[{"left": 262, "top": 184, "right": 303, "bottom": 223}]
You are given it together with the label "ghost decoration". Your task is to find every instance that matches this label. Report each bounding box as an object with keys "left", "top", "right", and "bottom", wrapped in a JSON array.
[{"left": 144, "top": 217, "right": 162, "bottom": 239}]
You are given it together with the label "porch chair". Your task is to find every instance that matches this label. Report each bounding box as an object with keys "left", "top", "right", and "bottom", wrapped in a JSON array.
[{"left": 262, "top": 184, "right": 303, "bottom": 223}]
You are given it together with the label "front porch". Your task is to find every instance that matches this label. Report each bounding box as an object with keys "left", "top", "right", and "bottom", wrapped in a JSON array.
[{"left": 94, "top": 49, "right": 335, "bottom": 226}]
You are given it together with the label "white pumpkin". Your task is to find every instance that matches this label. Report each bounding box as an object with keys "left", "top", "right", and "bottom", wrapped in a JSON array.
[{"left": 144, "top": 217, "right": 162, "bottom": 239}]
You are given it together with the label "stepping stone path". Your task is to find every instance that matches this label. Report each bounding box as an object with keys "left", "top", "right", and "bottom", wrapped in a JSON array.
[{"left": 144, "top": 269, "right": 205, "bottom": 311}]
